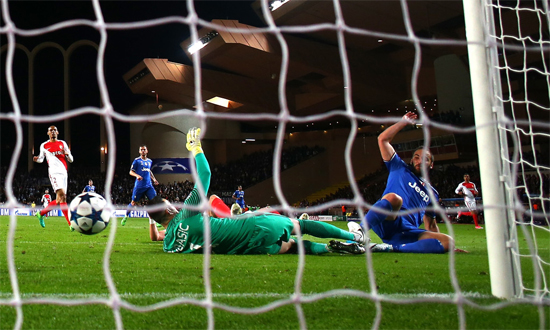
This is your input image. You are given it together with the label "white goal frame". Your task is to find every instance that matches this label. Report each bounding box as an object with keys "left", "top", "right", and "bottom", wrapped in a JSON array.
[
  {"left": 464, "top": 0, "right": 550, "bottom": 300},
  {"left": 462, "top": 0, "right": 523, "bottom": 299}
]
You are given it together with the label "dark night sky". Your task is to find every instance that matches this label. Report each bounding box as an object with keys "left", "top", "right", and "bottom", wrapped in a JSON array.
[{"left": 0, "top": 0, "right": 263, "bottom": 169}]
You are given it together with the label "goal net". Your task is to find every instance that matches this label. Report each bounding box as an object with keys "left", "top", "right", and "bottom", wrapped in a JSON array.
[
  {"left": 1, "top": 0, "right": 549, "bottom": 329},
  {"left": 463, "top": 0, "right": 549, "bottom": 301}
]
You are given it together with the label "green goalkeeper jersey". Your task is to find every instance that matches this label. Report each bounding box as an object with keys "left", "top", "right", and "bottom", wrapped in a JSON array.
[
  {"left": 163, "top": 213, "right": 257, "bottom": 254},
  {"left": 162, "top": 152, "right": 294, "bottom": 254}
]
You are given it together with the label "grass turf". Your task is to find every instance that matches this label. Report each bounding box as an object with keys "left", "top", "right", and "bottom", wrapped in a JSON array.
[{"left": 0, "top": 216, "right": 548, "bottom": 329}]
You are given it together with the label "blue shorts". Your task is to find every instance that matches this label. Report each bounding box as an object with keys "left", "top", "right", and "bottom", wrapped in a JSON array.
[
  {"left": 132, "top": 186, "right": 157, "bottom": 202},
  {"left": 369, "top": 216, "right": 426, "bottom": 246},
  {"left": 236, "top": 199, "right": 245, "bottom": 208}
]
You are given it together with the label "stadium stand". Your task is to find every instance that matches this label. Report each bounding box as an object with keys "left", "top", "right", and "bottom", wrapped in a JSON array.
[{"left": 1, "top": 145, "right": 325, "bottom": 207}]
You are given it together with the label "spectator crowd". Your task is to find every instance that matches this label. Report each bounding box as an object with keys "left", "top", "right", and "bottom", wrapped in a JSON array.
[
  {"left": 300, "top": 163, "right": 549, "bottom": 211},
  {"left": 1, "top": 143, "right": 547, "bottom": 222},
  {"left": 0, "top": 145, "right": 325, "bottom": 207}
]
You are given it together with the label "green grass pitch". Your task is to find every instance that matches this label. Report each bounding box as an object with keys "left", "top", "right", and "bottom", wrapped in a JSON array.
[{"left": 0, "top": 216, "right": 548, "bottom": 329}]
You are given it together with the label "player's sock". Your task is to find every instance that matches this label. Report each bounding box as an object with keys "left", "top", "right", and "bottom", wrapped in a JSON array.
[
  {"left": 298, "top": 219, "right": 354, "bottom": 241},
  {"left": 392, "top": 238, "right": 445, "bottom": 254},
  {"left": 472, "top": 213, "right": 480, "bottom": 227},
  {"left": 365, "top": 199, "right": 393, "bottom": 228},
  {"left": 40, "top": 200, "right": 57, "bottom": 216},
  {"left": 125, "top": 203, "right": 133, "bottom": 217},
  {"left": 60, "top": 202, "right": 71, "bottom": 226},
  {"left": 302, "top": 240, "right": 329, "bottom": 255},
  {"left": 210, "top": 196, "right": 231, "bottom": 218}
]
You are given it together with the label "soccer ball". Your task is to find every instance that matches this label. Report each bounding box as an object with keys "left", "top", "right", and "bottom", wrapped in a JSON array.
[{"left": 69, "top": 192, "right": 111, "bottom": 235}]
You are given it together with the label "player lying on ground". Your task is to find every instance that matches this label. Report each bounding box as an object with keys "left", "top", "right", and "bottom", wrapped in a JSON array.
[
  {"left": 361, "top": 112, "right": 463, "bottom": 253},
  {"left": 147, "top": 127, "right": 366, "bottom": 255},
  {"left": 148, "top": 194, "right": 231, "bottom": 241},
  {"left": 150, "top": 195, "right": 309, "bottom": 242}
]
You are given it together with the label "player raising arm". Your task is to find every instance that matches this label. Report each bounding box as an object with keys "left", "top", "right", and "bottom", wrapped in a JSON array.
[
  {"left": 357, "top": 112, "right": 459, "bottom": 253},
  {"left": 33, "top": 125, "right": 73, "bottom": 229},
  {"left": 147, "top": 127, "right": 366, "bottom": 255}
]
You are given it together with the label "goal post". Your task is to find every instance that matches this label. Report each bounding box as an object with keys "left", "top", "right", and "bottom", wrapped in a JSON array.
[{"left": 462, "top": 0, "right": 522, "bottom": 298}]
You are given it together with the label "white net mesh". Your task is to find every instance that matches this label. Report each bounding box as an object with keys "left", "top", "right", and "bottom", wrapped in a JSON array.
[
  {"left": 1, "top": 0, "right": 549, "bottom": 329},
  {"left": 487, "top": 0, "right": 550, "bottom": 300}
]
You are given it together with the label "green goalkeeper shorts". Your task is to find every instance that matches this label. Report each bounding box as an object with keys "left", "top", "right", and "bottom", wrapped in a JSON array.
[{"left": 241, "top": 213, "right": 294, "bottom": 255}]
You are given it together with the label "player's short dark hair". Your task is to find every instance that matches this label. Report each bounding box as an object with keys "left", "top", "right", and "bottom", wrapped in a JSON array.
[
  {"left": 139, "top": 144, "right": 147, "bottom": 149},
  {"left": 413, "top": 147, "right": 434, "bottom": 163},
  {"left": 463, "top": 173, "right": 470, "bottom": 176},
  {"left": 148, "top": 195, "right": 167, "bottom": 224}
]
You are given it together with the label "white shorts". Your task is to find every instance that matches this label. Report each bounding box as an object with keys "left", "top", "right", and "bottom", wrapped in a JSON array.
[
  {"left": 49, "top": 172, "right": 68, "bottom": 194},
  {"left": 465, "top": 199, "right": 477, "bottom": 212}
]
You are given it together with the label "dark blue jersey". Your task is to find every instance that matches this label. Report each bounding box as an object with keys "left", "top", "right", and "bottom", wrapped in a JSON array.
[
  {"left": 233, "top": 189, "right": 245, "bottom": 207},
  {"left": 233, "top": 190, "right": 244, "bottom": 201},
  {"left": 383, "top": 153, "right": 438, "bottom": 229},
  {"left": 84, "top": 185, "right": 95, "bottom": 192},
  {"left": 130, "top": 157, "right": 154, "bottom": 189}
]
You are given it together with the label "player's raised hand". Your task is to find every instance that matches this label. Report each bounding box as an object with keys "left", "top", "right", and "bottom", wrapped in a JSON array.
[
  {"left": 186, "top": 127, "right": 203, "bottom": 156},
  {"left": 402, "top": 111, "right": 418, "bottom": 124}
]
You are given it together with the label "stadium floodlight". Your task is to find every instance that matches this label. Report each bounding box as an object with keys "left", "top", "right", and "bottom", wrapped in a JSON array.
[
  {"left": 245, "top": 138, "right": 255, "bottom": 142},
  {"left": 188, "top": 40, "right": 205, "bottom": 54},
  {"left": 270, "top": 0, "right": 290, "bottom": 11},
  {"left": 206, "top": 96, "right": 231, "bottom": 108},
  {"left": 187, "top": 31, "right": 219, "bottom": 55}
]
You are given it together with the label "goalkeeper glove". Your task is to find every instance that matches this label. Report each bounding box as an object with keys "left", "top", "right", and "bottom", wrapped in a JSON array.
[{"left": 186, "top": 127, "right": 203, "bottom": 156}]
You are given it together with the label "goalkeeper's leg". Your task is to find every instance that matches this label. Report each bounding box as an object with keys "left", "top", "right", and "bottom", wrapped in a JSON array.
[{"left": 293, "top": 219, "right": 356, "bottom": 242}]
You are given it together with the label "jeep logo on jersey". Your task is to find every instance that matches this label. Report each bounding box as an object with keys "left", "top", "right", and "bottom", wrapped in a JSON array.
[
  {"left": 151, "top": 158, "right": 191, "bottom": 174},
  {"left": 408, "top": 181, "right": 430, "bottom": 203}
]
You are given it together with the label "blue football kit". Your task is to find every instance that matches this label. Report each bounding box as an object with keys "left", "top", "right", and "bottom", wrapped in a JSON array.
[
  {"left": 233, "top": 189, "right": 245, "bottom": 208},
  {"left": 130, "top": 157, "right": 157, "bottom": 202},
  {"left": 368, "top": 153, "right": 439, "bottom": 247},
  {"left": 83, "top": 185, "right": 95, "bottom": 193}
]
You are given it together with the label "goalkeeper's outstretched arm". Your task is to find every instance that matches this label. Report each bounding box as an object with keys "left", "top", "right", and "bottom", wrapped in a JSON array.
[{"left": 180, "top": 127, "right": 211, "bottom": 218}]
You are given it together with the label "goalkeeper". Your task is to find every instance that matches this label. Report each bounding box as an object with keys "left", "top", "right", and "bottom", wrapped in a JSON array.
[{"left": 147, "top": 127, "right": 366, "bottom": 255}]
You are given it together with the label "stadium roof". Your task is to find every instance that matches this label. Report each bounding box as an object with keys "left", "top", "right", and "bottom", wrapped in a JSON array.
[{"left": 121, "top": 0, "right": 532, "bottom": 130}]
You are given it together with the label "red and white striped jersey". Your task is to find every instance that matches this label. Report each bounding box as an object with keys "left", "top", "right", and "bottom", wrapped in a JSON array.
[
  {"left": 455, "top": 181, "right": 478, "bottom": 200},
  {"left": 41, "top": 194, "right": 52, "bottom": 207},
  {"left": 35, "top": 140, "right": 73, "bottom": 174}
]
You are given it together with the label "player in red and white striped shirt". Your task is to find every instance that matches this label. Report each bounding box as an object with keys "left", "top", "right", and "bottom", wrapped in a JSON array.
[
  {"left": 33, "top": 126, "right": 74, "bottom": 229},
  {"left": 40, "top": 189, "right": 52, "bottom": 218},
  {"left": 455, "top": 173, "right": 482, "bottom": 229}
]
